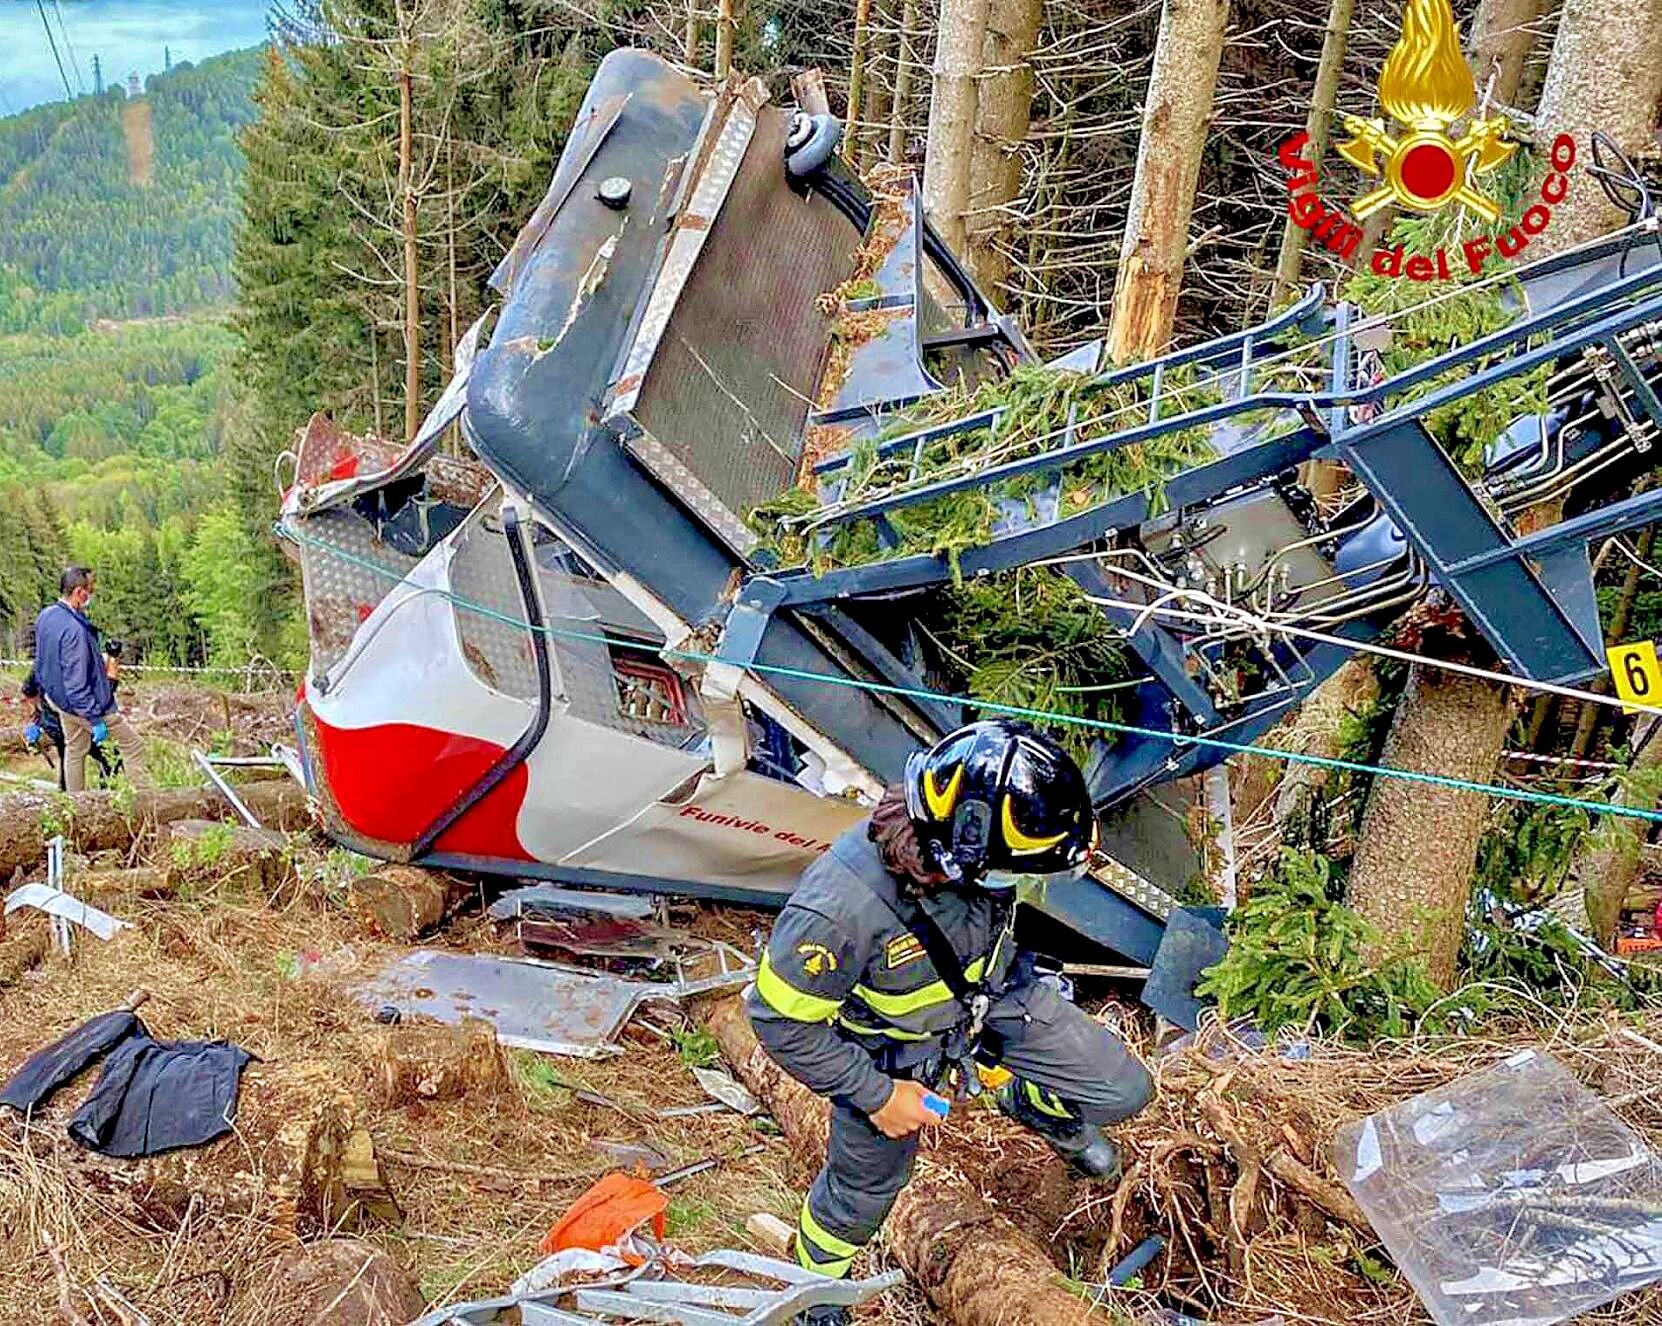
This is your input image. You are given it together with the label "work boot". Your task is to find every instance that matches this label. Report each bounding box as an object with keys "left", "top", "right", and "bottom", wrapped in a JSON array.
[
  {"left": 794, "top": 1304, "right": 852, "bottom": 1326},
  {"left": 997, "top": 1079, "right": 1121, "bottom": 1180}
]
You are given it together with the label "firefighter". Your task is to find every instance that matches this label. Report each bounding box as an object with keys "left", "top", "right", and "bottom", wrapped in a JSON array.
[{"left": 747, "top": 720, "right": 1153, "bottom": 1318}]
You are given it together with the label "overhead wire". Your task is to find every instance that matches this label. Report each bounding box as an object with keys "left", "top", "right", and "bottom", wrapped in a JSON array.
[
  {"left": 278, "top": 520, "right": 1662, "bottom": 827},
  {"left": 32, "top": 0, "right": 72, "bottom": 101},
  {"left": 49, "top": 0, "right": 83, "bottom": 96}
]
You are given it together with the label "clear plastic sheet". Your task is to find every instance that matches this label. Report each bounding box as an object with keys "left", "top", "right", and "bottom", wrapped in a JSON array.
[{"left": 1334, "top": 1049, "right": 1662, "bottom": 1326}]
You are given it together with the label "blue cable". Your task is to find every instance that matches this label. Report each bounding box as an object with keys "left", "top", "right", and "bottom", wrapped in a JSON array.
[{"left": 277, "top": 521, "right": 1662, "bottom": 826}]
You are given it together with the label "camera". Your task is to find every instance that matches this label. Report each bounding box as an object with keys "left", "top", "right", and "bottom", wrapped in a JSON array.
[{"left": 104, "top": 638, "right": 124, "bottom": 659}]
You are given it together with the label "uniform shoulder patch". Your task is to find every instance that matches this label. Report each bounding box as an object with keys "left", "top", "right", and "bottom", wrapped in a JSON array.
[
  {"left": 797, "top": 942, "right": 838, "bottom": 977},
  {"left": 885, "top": 933, "right": 928, "bottom": 970}
]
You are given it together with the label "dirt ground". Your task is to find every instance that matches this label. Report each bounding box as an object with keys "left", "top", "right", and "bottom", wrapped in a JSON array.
[
  {"left": 2, "top": 735, "right": 1662, "bottom": 1324},
  {"left": 0, "top": 819, "right": 966, "bottom": 1325}
]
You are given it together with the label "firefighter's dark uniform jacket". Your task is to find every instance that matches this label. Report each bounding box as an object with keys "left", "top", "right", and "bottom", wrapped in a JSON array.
[{"left": 748, "top": 825, "right": 1153, "bottom": 1279}]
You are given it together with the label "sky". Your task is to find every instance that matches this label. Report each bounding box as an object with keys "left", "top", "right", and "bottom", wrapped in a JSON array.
[{"left": 0, "top": 0, "right": 270, "bottom": 115}]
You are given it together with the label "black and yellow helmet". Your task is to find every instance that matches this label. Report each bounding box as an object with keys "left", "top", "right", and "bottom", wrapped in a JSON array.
[{"left": 902, "top": 720, "right": 1096, "bottom": 886}]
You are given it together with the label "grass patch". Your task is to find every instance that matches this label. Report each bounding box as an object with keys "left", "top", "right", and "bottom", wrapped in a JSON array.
[
  {"left": 672, "top": 1027, "right": 720, "bottom": 1069},
  {"left": 666, "top": 1195, "right": 718, "bottom": 1237},
  {"left": 510, "top": 1049, "right": 573, "bottom": 1114}
]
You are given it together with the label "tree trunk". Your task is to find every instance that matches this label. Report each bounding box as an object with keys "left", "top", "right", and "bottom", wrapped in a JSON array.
[
  {"left": 683, "top": 0, "right": 700, "bottom": 67},
  {"left": 860, "top": 0, "right": 893, "bottom": 171},
  {"left": 1268, "top": 658, "right": 1379, "bottom": 841},
  {"left": 1271, "top": 0, "right": 1355, "bottom": 302},
  {"left": 847, "top": 0, "right": 873, "bottom": 163},
  {"left": 1469, "top": 0, "right": 1546, "bottom": 111},
  {"left": 697, "top": 995, "right": 1102, "bottom": 1326},
  {"left": 1347, "top": 667, "right": 1517, "bottom": 988},
  {"left": 922, "top": 0, "right": 990, "bottom": 258},
  {"left": 715, "top": 0, "right": 735, "bottom": 79},
  {"left": 1533, "top": 0, "right": 1662, "bottom": 255},
  {"left": 968, "top": 0, "right": 1043, "bottom": 295},
  {"left": 0, "top": 780, "right": 311, "bottom": 878},
  {"left": 1574, "top": 716, "right": 1662, "bottom": 944},
  {"left": 1106, "top": 0, "right": 1230, "bottom": 363},
  {"left": 397, "top": 4, "right": 421, "bottom": 444},
  {"left": 1571, "top": 526, "right": 1654, "bottom": 759},
  {"left": 163, "top": 820, "right": 300, "bottom": 902},
  {"left": 888, "top": 0, "right": 920, "bottom": 164}
]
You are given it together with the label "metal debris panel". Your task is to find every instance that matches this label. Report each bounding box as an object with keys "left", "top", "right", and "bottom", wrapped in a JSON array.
[{"left": 359, "top": 950, "right": 673, "bottom": 1057}]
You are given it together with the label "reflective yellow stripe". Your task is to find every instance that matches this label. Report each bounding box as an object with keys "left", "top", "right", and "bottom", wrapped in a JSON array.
[
  {"left": 798, "top": 1202, "right": 858, "bottom": 1277},
  {"left": 797, "top": 1237, "right": 853, "bottom": 1278},
  {"left": 756, "top": 952, "right": 841, "bottom": 1023},
  {"left": 852, "top": 956, "right": 986, "bottom": 1018},
  {"left": 1025, "top": 1080, "right": 1073, "bottom": 1119},
  {"left": 837, "top": 1015, "right": 934, "bottom": 1042}
]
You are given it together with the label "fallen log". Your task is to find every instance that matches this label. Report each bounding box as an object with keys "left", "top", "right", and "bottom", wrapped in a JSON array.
[
  {"left": 0, "top": 780, "right": 311, "bottom": 877},
  {"left": 119, "top": 1059, "right": 398, "bottom": 1238},
  {"left": 0, "top": 912, "right": 51, "bottom": 986},
  {"left": 698, "top": 995, "right": 1102, "bottom": 1326},
  {"left": 369, "top": 1017, "right": 509, "bottom": 1107},
  {"left": 162, "top": 819, "right": 299, "bottom": 902},
  {"left": 349, "top": 864, "right": 474, "bottom": 941}
]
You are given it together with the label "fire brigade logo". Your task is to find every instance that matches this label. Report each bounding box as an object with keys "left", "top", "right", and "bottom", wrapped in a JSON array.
[
  {"left": 797, "top": 943, "right": 838, "bottom": 977},
  {"left": 1336, "top": 0, "right": 1516, "bottom": 222}
]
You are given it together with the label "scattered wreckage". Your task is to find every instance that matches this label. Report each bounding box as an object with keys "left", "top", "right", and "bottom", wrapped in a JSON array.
[{"left": 276, "top": 49, "right": 1662, "bottom": 980}]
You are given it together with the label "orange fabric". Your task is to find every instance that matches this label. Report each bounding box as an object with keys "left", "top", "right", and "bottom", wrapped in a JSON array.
[{"left": 539, "top": 1172, "right": 668, "bottom": 1259}]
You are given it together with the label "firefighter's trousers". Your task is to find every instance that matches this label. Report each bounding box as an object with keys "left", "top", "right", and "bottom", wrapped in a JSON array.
[{"left": 794, "top": 978, "right": 1152, "bottom": 1277}]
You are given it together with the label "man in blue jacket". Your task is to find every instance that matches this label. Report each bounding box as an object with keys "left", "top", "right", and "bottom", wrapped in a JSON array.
[{"left": 33, "top": 567, "right": 150, "bottom": 792}]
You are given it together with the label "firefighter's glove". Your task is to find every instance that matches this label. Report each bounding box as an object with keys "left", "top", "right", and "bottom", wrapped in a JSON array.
[{"left": 869, "top": 1079, "right": 945, "bottom": 1139}]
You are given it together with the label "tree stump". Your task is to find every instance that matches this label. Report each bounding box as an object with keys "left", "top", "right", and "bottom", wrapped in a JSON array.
[
  {"left": 124, "top": 1060, "right": 398, "bottom": 1237},
  {"left": 369, "top": 1017, "right": 509, "bottom": 1107},
  {"left": 349, "top": 865, "right": 472, "bottom": 941},
  {"left": 261, "top": 1238, "right": 425, "bottom": 1325}
]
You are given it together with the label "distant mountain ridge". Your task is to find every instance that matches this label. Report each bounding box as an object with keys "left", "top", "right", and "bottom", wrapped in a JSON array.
[{"left": 0, "top": 47, "right": 263, "bottom": 334}]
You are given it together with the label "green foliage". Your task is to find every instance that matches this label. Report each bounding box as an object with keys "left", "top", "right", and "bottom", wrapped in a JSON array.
[
  {"left": 752, "top": 362, "right": 1219, "bottom": 575},
  {"left": 0, "top": 482, "right": 68, "bottom": 642},
  {"left": 748, "top": 362, "right": 1218, "bottom": 753},
  {"left": 672, "top": 1026, "right": 721, "bottom": 1069},
  {"left": 0, "top": 51, "right": 261, "bottom": 332},
  {"left": 1473, "top": 798, "right": 1591, "bottom": 905},
  {"left": 229, "top": 4, "right": 608, "bottom": 660},
  {"left": 509, "top": 1050, "right": 572, "bottom": 1114},
  {"left": 934, "top": 568, "right": 1131, "bottom": 760},
  {"left": 1197, "top": 849, "right": 1441, "bottom": 1041},
  {"left": 666, "top": 1196, "right": 718, "bottom": 1235},
  {"left": 1340, "top": 153, "right": 1548, "bottom": 476},
  {"left": 36, "top": 794, "right": 74, "bottom": 841},
  {"left": 180, "top": 505, "right": 264, "bottom": 665},
  {"left": 169, "top": 822, "right": 234, "bottom": 870}
]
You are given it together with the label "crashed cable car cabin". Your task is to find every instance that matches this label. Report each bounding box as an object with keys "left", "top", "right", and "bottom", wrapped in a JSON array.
[{"left": 279, "top": 48, "right": 1662, "bottom": 966}]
